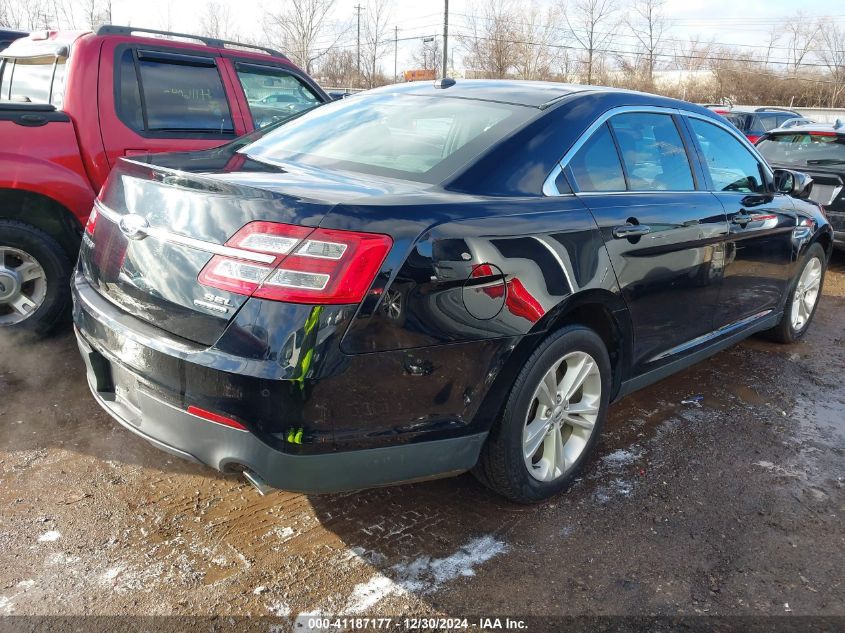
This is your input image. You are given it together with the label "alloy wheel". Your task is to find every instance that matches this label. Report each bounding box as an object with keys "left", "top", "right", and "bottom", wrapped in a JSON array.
[
  {"left": 0, "top": 246, "right": 47, "bottom": 325},
  {"left": 523, "top": 351, "right": 602, "bottom": 482},
  {"left": 790, "top": 256, "right": 822, "bottom": 331}
]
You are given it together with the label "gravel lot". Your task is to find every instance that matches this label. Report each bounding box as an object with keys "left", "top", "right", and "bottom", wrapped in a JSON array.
[{"left": 0, "top": 253, "right": 843, "bottom": 626}]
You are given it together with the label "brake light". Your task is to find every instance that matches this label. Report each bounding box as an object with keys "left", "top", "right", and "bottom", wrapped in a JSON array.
[
  {"left": 85, "top": 206, "right": 99, "bottom": 236},
  {"left": 810, "top": 131, "right": 837, "bottom": 137},
  {"left": 198, "top": 221, "right": 392, "bottom": 304},
  {"left": 747, "top": 135, "right": 761, "bottom": 144}
]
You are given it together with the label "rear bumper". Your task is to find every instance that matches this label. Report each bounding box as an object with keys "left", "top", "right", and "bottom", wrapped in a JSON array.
[
  {"left": 72, "top": 273, "right": 487, "bottom": 493},
  {"left": 75, "top": 331, "right": 485, "bottom": 493}
]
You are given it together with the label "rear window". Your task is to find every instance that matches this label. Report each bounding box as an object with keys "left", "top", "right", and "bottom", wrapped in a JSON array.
[
  {"left": 725, "top": 113, "right": 750, "bottom": 132},
  {"left": 757, "top": 133, "right": 845, "bottom": 167},
  {"left": 0, "top": 55, "right": 66, "bottom": 106},
  {"left": 242, "top": 93, "right": 534, "bottom": 183}
]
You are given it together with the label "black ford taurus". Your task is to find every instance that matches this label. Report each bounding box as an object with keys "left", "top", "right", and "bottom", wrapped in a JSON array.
[{"left": 73, "top": 80, "right": 833, "bottom": 503}]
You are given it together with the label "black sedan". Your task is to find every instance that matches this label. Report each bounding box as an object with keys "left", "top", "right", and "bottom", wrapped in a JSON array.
[
  {"left": 73, "top": 80, "right": 833, "bottom": 503},
  {"left": 756, "top": 122, "right": 845, "bottom": 249}
]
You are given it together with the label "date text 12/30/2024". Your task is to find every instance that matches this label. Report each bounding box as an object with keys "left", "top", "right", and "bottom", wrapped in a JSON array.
[{"left": 299, "top": 617, "right": 529, "bottom": 630}]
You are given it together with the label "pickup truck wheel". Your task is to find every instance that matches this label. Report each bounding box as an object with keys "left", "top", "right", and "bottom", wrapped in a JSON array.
[
  {"left": 474, "top": 325, "right": 611, "bottom": 504},
  {"left": 0, "top": 220, "right": 72, "bottom": 336}
]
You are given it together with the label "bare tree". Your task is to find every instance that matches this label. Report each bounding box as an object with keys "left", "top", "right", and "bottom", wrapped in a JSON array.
[
  {"left": 200, "top": 1, "right": 235, "bottom": 40},
  {"left": 264, "top": 0, "right": 343, "bottom": 75},
  {"left": 818, "top": 22, "right": 845, "bottom": 107},
  {"left": 631, "top": 0, "right": 667, "bottom": 87},
  {"left": 460, "top": 0, "right": 517, "bottom": 79},
  {"left": 265, "top": 0, "right": 345, "bottom": 73},
  {"left": 360, "top": 0, "right": 390, "bottom": 87},
  {"left": 784, "top": 15, "right": 820, "bottom": 75},
  {"left": 512, "top": 1, "right": 559, "bottom": 80},
  {"left": 411, "top": 37, "right": 442, "bottom": 72},
  {"left": 561, "top": 0, "right": 617, "bottom": 85},
  {"left": 81, "top": 0, "right": 112, "bottom": 28},
  {"left": 318, "top": 47, "right": 357, "bottom": 87}
]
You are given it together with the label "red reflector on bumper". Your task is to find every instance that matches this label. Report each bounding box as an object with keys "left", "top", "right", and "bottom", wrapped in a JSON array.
[{"left": 186, "top": 405, "right": 248, "bottom": 431}]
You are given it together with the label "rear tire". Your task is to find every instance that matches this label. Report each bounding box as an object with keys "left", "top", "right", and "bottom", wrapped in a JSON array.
[
  {"left": 765, "top": 242, "right": 826, "bottom": 344},
  {"left": 0, "top": 220, "right": 73, "bottom": 337},
  {"left": 475, "top": 325, "right": 611, "bottom": 504}
]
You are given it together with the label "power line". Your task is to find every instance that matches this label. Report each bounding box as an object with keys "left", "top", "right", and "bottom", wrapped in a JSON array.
[{"left": 450, "top": 29, "right": 841, "bottom": 84}]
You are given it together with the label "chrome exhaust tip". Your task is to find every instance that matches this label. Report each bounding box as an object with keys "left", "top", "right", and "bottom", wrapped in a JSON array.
[{"left": 243, "top": 469, "right": 273, "bottom": 496}]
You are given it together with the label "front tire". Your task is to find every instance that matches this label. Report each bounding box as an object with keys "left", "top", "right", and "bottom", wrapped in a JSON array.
[
  {"left": 766, "top": 242, "right": 826, "bottom": 344},
  {"left": 475, "top": 325, "right": 611, "bottom": 504},
  {"left": 0, "top": 220, "right": 73, "bottom": 337}
]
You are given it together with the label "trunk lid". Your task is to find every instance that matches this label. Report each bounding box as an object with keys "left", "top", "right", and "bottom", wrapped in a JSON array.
[{"left": 79, "top": 152, "right": 391, "bottom": 345}]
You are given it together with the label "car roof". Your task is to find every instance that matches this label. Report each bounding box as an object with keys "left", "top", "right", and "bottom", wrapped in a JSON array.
[
  {"left": 364, "top": 79, "right": 705, "bottom": 109},
  {"left": 766, "top": 123, "right": 845, "bottom": 136},
  {"left": 730, "top": 108, "right": 799, "bottom": 116},
  {"left": 0, "top": 26, "right": 289, "bottom": 64}
]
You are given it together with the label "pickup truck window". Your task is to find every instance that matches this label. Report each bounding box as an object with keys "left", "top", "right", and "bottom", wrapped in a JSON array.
[
  {"left": 235, "top": 64, "right": 321, "bottom": 130},
  {"left": 0, "top": 56, "right": 66, "bottom": 106},
  {"left": 117, "top": 49, "right": 234, "bottom": 135}
]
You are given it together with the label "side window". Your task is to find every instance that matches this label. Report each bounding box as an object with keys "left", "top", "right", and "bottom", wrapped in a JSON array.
[
  {"left": 688, "top": 118, "right": 767, "bottom": 194},
  {"left": 568, "top": 123, "right": 626, "bottom": 192},
  {"left": 609, "top": 113, "right": 694, "bottom": 191},
  {"left": 235, "top": 64, "right": 322, "bottom": 130},
  {"left": 117, "top": 49, "right": 143, "bottom": 131},
  {"left": 759, "top": 114, "right": 781, "bottom": 132},
  {"left": 116, "top": 49, "right": 234, "bottom": 135}
]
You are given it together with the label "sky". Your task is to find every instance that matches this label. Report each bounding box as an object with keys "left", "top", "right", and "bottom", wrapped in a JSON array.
[{"left": 102, "top": 0, "right": 845, "bottom": 74}]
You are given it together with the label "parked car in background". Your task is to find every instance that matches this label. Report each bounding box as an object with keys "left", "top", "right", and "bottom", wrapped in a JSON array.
[
  {"left": 724, "top": 107, "right": 802, "bottom": 143},
  {"left": 703, "top": 103, "right": 731, "bottom": 117},
  {"left": 777, "top": 117, "right": 816, "bottom": 130},
  {"left": 757, "top": 122, "right": 845, "bottom": 249},
  {"left": 0, "top": 29, "right": 27, "bottom": 51},
  {"left": 0, "top": 26, "right": 327, "bottom": 334},
  {"left": 73, "top": 81, "right": 832, "bottom": 503}
]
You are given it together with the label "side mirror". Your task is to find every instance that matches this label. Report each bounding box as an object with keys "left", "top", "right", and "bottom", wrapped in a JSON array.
[
  {"left": 773, "top": 168, "right": 813, "bottom": 199},
  {"left": 328, "top": 91, "right": 348, "bottom": 101}
]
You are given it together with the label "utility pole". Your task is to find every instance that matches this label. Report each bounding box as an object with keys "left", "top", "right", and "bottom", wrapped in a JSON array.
[
  {"left": 355, "top": 4, "right": 364, "bottom": 80},
  {"left": 394, "top": 26, "right": 398, "bottom": 83},
  {"left": 442, "top": 0, "right": 448, "bottom": 79}
]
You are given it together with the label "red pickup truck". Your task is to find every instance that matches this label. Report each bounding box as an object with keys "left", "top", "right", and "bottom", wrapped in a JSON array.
[{"left": 0, "top": 26, "right": 328, "bottom": 334}]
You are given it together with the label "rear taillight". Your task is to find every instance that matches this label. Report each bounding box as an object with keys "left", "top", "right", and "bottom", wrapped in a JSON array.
[
  {"left": 198, "top": 221, "right": 392, "bottom": 304},
  {"left": 85, "top": 206, "right": 99, "bottom": 236},
  {"left": 747, "top": 135, "right": 761, "bottom": 144}
]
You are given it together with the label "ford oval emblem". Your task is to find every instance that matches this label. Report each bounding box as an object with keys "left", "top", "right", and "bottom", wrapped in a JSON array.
[{"left": 119, "top": 214, "right": 149, "bottom": 240}]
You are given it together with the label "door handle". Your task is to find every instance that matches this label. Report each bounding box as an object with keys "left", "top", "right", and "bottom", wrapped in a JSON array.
[
  {"left": 732, "top": 213, "right": 753, "bottom": 224},
  {"left": 612, "top": 224, "right": 651, "bottom": 239}
]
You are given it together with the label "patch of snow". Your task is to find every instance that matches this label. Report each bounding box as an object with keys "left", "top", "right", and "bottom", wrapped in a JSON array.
[
  {"left": 753, "top": 461, "right": 804, "bottom": 478},
  {"left": 101, "top": 567, "right": 123, "bottom": 583},
  {"left": 37, "top": 530, "right": 61, "bottom": 543},
  {"left": 253, "top": 585, "right": 268, "bottom": 595},
  {"left": 15, "top": 580, "right": 35, "bottom": 589},
  {"left": 0, "top": 596, "right": 12, "bottom": 614},
  {"left": 270, "top": 526, "right": 295, "bottom": 540},
  {"left": 268, "top": 601, "right": 291, "bottom": 616},
  {"left": 344, "top": 535, "right": 507, "bottom": 614},
  {"left": 45, "top": 552, "right": 80, "bottom": 566},
  {"left": 602, "top": 449, "right": 639, "bottom": 467}
]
